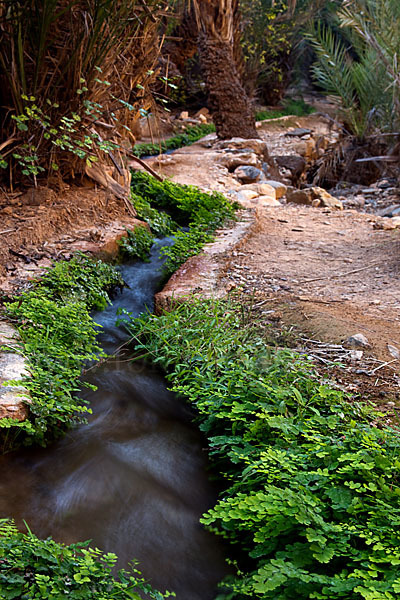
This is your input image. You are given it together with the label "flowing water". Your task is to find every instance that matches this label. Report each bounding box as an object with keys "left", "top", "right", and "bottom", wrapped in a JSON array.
[{"left": 0, "top": 238, "right": 228, "bottom": 599}]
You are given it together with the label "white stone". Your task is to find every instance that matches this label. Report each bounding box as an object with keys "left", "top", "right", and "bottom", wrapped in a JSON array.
[{"left": 346, "top": 333, "right": 369, "bottom": 348}]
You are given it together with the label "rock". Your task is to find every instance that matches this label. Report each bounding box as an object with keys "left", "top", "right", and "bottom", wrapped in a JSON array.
[
  {"left": 258, "top": 196, "right": 281, "bottom": 207},
  {"left": 263, "top": 180, "right": 287, "bottom": 199},
  {"left": 273, "top": 155, "right": 306, "bottom": 184},
  {"left": 286, "top": 186, "right": 343, "bottom": 210},
  {"left": 346, "top": 333, "right": 370, "bottom": 348},
  {"left": 179, "top": 110, "right": 189, "bottom": 120},
  {"left": 286, "top": 128, "right": 312, "bottom": 137},
  {"left": 374, "top": 217, "right": 400, "bottom": 230},
  {"left": 292, "top": 139, "right": 318, "bottom": 161},
  {"left": 378, "top": 204, "right": 400, "bottom": 218},
  {"left": 286, "top": 189, "right": 313, "bottom": 205},
  {"left": 195, "top": 107, "right": 210, "bottom": 119},
  {"left": 257, "top": 183, "right": 276, "bottom": 197},
  {"left": 218, "top": 152, "right": 261, "bottom": 171},
  {"left": 387, "top": 344, "right": 400, "bottom": 359},
  {"left": 215, "top": 138, "right": 269, "bottom": 160},
  {"left": 313, "top": 187, "right": 343, "bottom": 209},
  {"left": 199, "top": 113, "right": 208, "bottom": 124},
  {"left": 0, "top": 322, "right": 31, "bottom": 422},
  {"left": 349, "top": 350, "right": 364, "bottom": 361},
  {"left": 240, "top": 189, "right": 259, "bottom": 200},
  {"left": 234, "top": 166, "right": 264, "bottom": 184},
  {"left": 348, "top": 195, "right": 365, "bottom": 207},
  {"left": 239, "top": 183, "right": 276, "bottom": 198}
]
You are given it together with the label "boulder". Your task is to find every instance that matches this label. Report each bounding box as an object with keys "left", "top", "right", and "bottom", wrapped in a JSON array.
[
  {"left": 263, "top": 180, "right": 287, "bottom": 199},
  {"left": 218, "top": 152, "right": 261, "bottom": 171},
  {"left": 285, "top": 128, "right": 312, "bottom": 137},
  {"left": 286, "top": 189, "right": 314, "bottom": 206},
  {"left": 195, "top": 107, "right": 211, "bottom": 119},
  {"left": 287, "top": 186, "right": 343, "bottom": 210},
  {"left": 378, "top": 204, "right": 400, "bottom": 218},
  {"left": 273, "top": 155, "right": 306, "bottom": 184},
  {"left": 240, "top": 189, "right": 259, "bottom": 200},
  {"left": 234, "top": 166, "right": 264, "bottom": 184}
]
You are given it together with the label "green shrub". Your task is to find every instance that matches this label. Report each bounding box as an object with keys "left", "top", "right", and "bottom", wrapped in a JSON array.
[
  {"left": 118, "top": 226, "right": 155, "bottom": 261},
  {"left": 255, "top": 98, "right": 315, "bottom": 122},
  {"left": 133, "top": 123, "right": 215, "bottom": 158},
  {"left": 131, "top": 193, "right": 175, "bottom": 237},
  {"left": 123, "top": 298, "right": 400, "bottom": 600},
  {"left": 32, "top": 252, "right": 124, "bottom": 311},
  {"left": 0, "top": 519, "right": 171, "bottom": 600},
  {"left": 130, "top": 172, "right": 237, "bottom": 275},
  {"left": 131, "top": 171, "right": 236, "bottom": 230},
  {"left": 2, "top": 255, "right": 124, "bottom": 448},
  {"left": 160, "top": 228, "right": 212, "bottom": 276}
]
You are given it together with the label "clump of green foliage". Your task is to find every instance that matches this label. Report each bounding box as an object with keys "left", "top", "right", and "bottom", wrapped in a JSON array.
[
  {"left": 2, "top": 254, "right": 124, "bottom": 448},
  {"left": 29, "top": 252, "right": 124, "bottom": 311},
  {"left": 160, "top": 228, "right": 213, "bottom": 276},
  {"left": 131, "top": 171, "right": 237, "bottom": 275},
  {"left": 255, "top": 98, "right": 315, "bottom": 122},
  {"left": 308, "top": 0, "right": 400, "bottom": 139},
  {"left": 124, "top": 298, "right": 400, "bottom": 600},
  {"left": 132, "top": 123, "right": 215, "bottom": 157},
  {"left": 118, "top": 226, "right": 155, "bottom": 261},
  {"left": 131, "top": 171, "right": 235, "bottom": 229},
  {"left": 0, "top": 519, "right": 171, "bottom": 600},
  {"left": 131, "top": 193, "right": 176, "bottom": 237}
]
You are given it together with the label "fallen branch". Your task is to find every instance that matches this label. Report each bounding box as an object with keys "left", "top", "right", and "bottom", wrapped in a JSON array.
[{"left": 127, "top": 152, "right": 164, "bottom": 182}]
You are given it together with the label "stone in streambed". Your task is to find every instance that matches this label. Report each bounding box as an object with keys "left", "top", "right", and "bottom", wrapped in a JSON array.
[
  {"left": 239, "top": 183, "right": 276, "bottom": 198},
  {"left": 240, "top": 189, "right": 259, "bottom": 200},
  {"left": 215, "top": 137, "right": 269, "bottom": 159}
]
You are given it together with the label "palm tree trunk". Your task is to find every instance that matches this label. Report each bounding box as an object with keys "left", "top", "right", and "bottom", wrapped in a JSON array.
[{"left": 194, "top": 0, "right": 258, "bottom": 139}]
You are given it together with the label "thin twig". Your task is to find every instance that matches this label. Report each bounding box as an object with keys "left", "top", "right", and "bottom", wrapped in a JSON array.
[
  {"left": 368, "top": 359, "right": 398, "bottom": 375},
  {"left": 299, "top": 260, "right": 382, "bottom": 284}
]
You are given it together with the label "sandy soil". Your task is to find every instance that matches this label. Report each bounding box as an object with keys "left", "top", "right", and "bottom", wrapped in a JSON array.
[
  {"left": 147, "top": 114, "right": 400, "bottom": 415},
  {"left": 0, "top": 184, "right": 140, "bottom": 294}
]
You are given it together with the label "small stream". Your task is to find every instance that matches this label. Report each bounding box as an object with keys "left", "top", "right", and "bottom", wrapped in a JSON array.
[{"left": 0, "top": 238, "right": 228, "bottom": 599}]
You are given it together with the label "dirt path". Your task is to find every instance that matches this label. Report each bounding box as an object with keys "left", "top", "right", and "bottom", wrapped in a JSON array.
[
  {"left": 148, "top": 114, "right": 400, "bottom": 413},
  {"left": 223, "top": 204, "right": 400, "bottom": 359}
]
